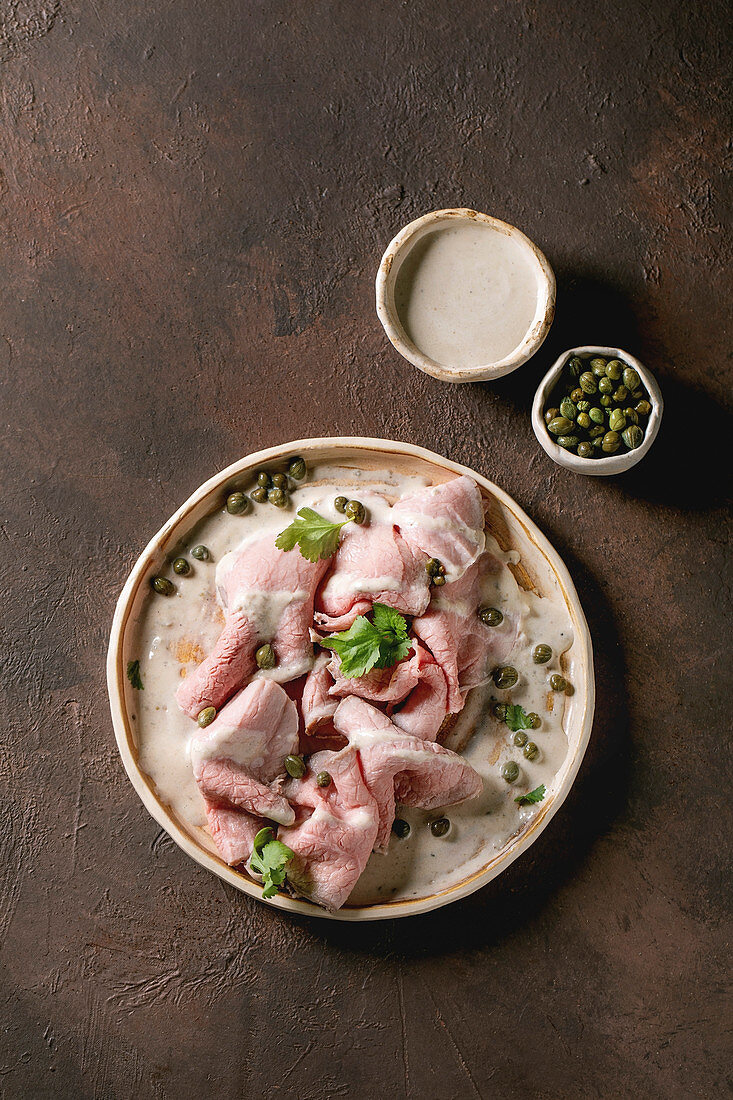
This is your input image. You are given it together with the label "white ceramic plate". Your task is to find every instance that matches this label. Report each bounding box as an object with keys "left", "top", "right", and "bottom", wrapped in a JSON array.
[{"left": 107, "top": 438, "right": 594, "bottom": 921}]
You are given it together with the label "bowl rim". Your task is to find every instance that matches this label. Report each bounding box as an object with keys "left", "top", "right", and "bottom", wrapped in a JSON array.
[
  {"left": 375, "top": 208, "right": 556, "bottom": 383},
  {"left": 107, "top": 436, "right": 595, "bottom": 921},
  {"left": 531, "top": 346, "right": 664, "bottom": 477}
]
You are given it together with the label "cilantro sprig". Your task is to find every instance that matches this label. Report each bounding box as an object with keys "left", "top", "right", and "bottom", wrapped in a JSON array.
[
  {"left": 250, "top": 827, "right": 294, "bottom": 899},
  {"left": 275, "top": 507, "right": 349, "bottom": 563},
  {"left": 504, "top": 704, "right": 533, "bottom": 733},
  {"left": 126, "top": 659, "right": 144, "bottom": 691},
  {"left": 514, "top": 784, "right": 546, "bottom": 806},
  {"left": 323, "top": 603, "right": 411, "bottom": 679}
]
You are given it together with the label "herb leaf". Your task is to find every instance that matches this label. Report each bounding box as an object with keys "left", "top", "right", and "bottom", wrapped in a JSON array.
[
  {"left": 250, "top": 827, "right": 294, "bottom": 899},
  {"left": 504, "top": 704, "right": 533, "bottom": 732},
  {"left": 275, "top": 507, "right": 349, "bottom": 563},
  {"left": 126, "top": 659, "right": 144, "bottom": 691},
  {"left": 323, "top": 602, "right": 411, "bottom": 679},
  {"left": 514, "top": 784, "right": 546, "bottom": 806}
]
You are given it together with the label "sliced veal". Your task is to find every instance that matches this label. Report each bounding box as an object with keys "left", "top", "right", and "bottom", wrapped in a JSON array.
[{"left": 392, "top": 474, "right": 486, "bottom": 582}]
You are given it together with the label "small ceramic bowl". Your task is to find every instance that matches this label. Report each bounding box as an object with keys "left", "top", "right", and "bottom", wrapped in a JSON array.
[
  {"left": 532, "top": 346, "right": 663, "bottom": 476},
  {"left": 376, "top": 209, "right": 556, "bottom": 383}
]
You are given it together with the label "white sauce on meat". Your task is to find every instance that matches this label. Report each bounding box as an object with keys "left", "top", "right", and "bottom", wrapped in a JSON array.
[{"left": 127, "top": 463, "right": 574, "bottom": 904}]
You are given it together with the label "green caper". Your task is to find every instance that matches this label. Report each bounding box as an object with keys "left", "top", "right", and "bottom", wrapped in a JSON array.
[
  {"left": 151, "top": 576, "right": 175, "bottom": 596},
  {"left": 251, "top": 486, "right": 268, "bottom": 503},
  {"left": 523, "top": 741, "right": 539, "bottom": 761},
  {"left": 197, "top": 706, "right": 216, "bottom": 728},
  {"left": 334, "top": 495, "right": 348, "bottom": 513},
  {"left": 576, "top": 412, "right": 591, "bottom": 430},
  {"left": 493, "top": 666, "right": 518, "bottom": 690},
  {"left": 544, "top": 407, "right": 560, "bottom": 425},
  {"left": 288, "top": 456, "right": 307, "bottom": 480},
  {"left": 271, "top": 473, "right": 288, "bottom": 490},
  {"left": 513, "top": 730, "right": 528, "bottom": 747},
  {"left": 226, "top": 491, "right": 248, "bottom": 515},
  {"left": 623, "top": 407, "right": 639, "bottom": 425},
  {"left": 592, "top": 434, "right": 604, "bottom": 450},
  {"left": 600, "top": 394, "right": 612, "bottom": 407},
  {"left": 570, "top": 388, "right": 584, "bottom": 404},
  {"left": 284, "top": 754, "right": 306, "bottom": 779},
  {"left": 568, "top": 356, "right": 583, "bottom": 377},
  {"left": 635, "top": 399, "right": 652, "bottom": 417},
  {"left": 190, "top": 544, "right": 209, "bottom": 561},
  {"left": 590, "top": 357, "right": 608, "bottom": 377},
  {"left": 527, "top": 712, "right": 541, "bottom": 730},
  {"left": 612, "top": 385, "right": 628, "bottom": 404},
  {"left": 316, "top": 770, "right": 332, "bottom": 788},
  {"left": 268, "top": 487, "right": 288, "bottom": 507},
  {"left": 601, "top": 430, "right": 621, "bottom": 454},
  {"left": 533, "top": 643, "right": 552, "bottom": 664},
  {"left": 623, "top": 366, "right": 640, "bottom": 391},
  {"left": 576, "top": 399, "right": 591, "bottom": 413},
  {"left": 172, "top": 557, "right": 190, "bottom": 576},
  {"left": 501, "top": 761, "right": 520, "bottom": 783},
  {"left": 556, "top": 435, "right": 580, "bottom": 449},
  {"left": 425, "top": 557, "right": 444, "bottom": 577},
  {"left": 579, "top": 372, "right": 597, "bottom": 394},
  {"left": 432, "top": 574, "right": 446, "bottom": 587},
  {"left": 479, "top": 607, "right": 503, "bottom": 626},
  {"left": 256, "top": 471, "right": 272, "bottom": 489},
  {"left": 589, "top": 407, "right": 604, "bottom": 425},
  {"left": 598, "top": 376, "right": 613, "bottom": 395},
  {"left": 608, "top": 409, "right": 626, "bottom": 432},
  {"left": 577, "top": 441, "right": 593, "bottom": 459},
  {"left": 631, "top": 388, "right": 644, "bottom": 400},
  {"left": 550, "top": 674, "right": 567, "bottom": 692},
  {"left": 345, "top": 499, "right": 366, "bottom": 524},
  {"left": 589, "top": 425, "right": 605, "bottom": 438},
  {"left": 547, "top": 416, "right": 574, "bottom": 436},
  {"left": 392, "top": 818, "right": 410, "bottom": 839},
  {"left": 255, "top": 643, "right": 276, "bottom": 669},
  {"left": 493, "top": 702, "right": 508, "bottom": 720},
  {"left": 430, "top": 817, "right": 451, "bottom": 838},
  {"left": 622, "top": 425, "right": 644, "bottom": 449},
  {"left": 606, "top": 359, "right": 624, "bottom": 380},
  {"left": 559, "top": 397, "right": 577, "bottom": 421}
]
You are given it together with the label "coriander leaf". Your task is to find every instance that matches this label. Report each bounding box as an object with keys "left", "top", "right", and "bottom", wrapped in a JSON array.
[
  {"left": 371, "top": 602, "right": 409, "bottom": 639},
  {"left": 504, "top": 704, "right": 532, "bottom": 732},
  {"left": 275, "top": 507, "right": 348, "bottom": 563},
  {"left": 514, "top": 784, "right": 546, "bottom": 806},
  {"left": 323, "top": 603, "right": 411, "bottom": 678},
  {"left": 250, "top": 829, "right": 294, "bottom": 899},
  {"left": 126, "top": 659, "right": 144, "bottom": 691}
]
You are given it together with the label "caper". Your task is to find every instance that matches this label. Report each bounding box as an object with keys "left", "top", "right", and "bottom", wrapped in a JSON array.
[
  {"left": 635, "top": 399, "right": 652, "bottom": 417},
  {"left": 190, "top": 544, "right": 209, "bottom": 561},
  {"left": 334, "top": 495, "right": 348, "bottom": 513},
  {"left": 623, "top": 407, "right": 639, "bottom": 425},
  {"left": 533, "top": 643, "right": 552, "bottom": 664},
  {"left": 590, "top": 357, "right": 607, "bottom": 377},
  {"left": 523, "top": 741, "right": 539, "bottom": 761},
  {"left": 576, "top": 399, "right": 591, "bottom": 413},
  {"left": 612, "top": 384, "right": 628, "bottom": 404},
  {"left": 430, "top": 817, "right": 451, "bottom": 838},
  {"left": 493, "top": 702, "right": 508, "bottom": 720},
  {"left": 592, "top": 434, "right": 604, "bottom": 450},
  {"left": 493, "top": 666, "right": 518, "bottom": 690},
  {"left": 577, "top": 441, "right": 593, "bottom": 459},
  {"left": 171, "top": 557, "right": 190, "bottom": 577},
  {"left": 622, "top": 425, "right": 644, "bottom": 449},
  {"left": 547, "top": 416, "right": 573, "bottom": 436},
  {"left": 251, "top": 486, "right": 268, "bottom": 503},
  {"left": 226, "top": 491, "right": 248, "bottom": 515},
  {"left": 197, "top": 706, "right": 216, "bottom": 728},
  {"left": 568, "top": 356, "right": 583, "bottom": 377},
  {"left": 570, "top": 387, "right": 584, "bottom": 404},
  {"left": 392, "top": 818, "right": 410, "bottom": 839},
  {"left": 255, "top": 643, "right": 276, "bottom": 669},
  {"left": 556, "top": 435, "right": 580, "bottom": 449},
  {"left": 501, "top": 761, "right": 520, "bottom": 783},
  {"left": 601, "top": 430, "right": 621, "bottom": 454},
  {"left": 513, "top": 730, "right": 528, "bottom": 747},
  {"left": 589, "top": 425, "right": 605, "bottom": 438},
  {"left": 479, "top": 606, "right": 503, "bottom": 626},
  {"left": 432, "top": 574, "right": 446, "bottom": 587},
  {"left": 608, "top": 409, "right": 626, "bottom": 432},
  {"left": 345, "top": 499, "right": 366, "bottom": 524},
  {"left": 544, "top": 407, "right": 560, "bottom": 425},
  {"left": 550, "top": 674, "right": 567, "bottom": 692},
  {"left": 271, "top": 473, "right": 288, "bottom": 490},
  {"left": 284, "top": 754, "right": 306, "bottom": 779},
  {"left": 589, "top": 407, "right": 604, "bottom": 425},
  {"left": 600, "top": 394, "right": 612, "bottom": 407},
  {"left": 288, "top": 456, "right": 307, "bottom": 480},
  {"left": 622, "top": 366, "right": 640, "bottom": 391},
  {"left": 579, "top": 372, "right": 597, "bottom": 394},
  {"left": 268, "top": 487, "right": 288, "bottom": 507},
  {"left": 631, "top": 388, "right": 644, "bottom": 401},
  {"left": 606, "top": 359, "right": 624, "bottom": 380},
  {"left": 425, "top": 557, "right": 444, "bottom": 577},
  {"left": 316, "top": 770, "right": 332, "bottom": 788},
  {"left": 257, "top": 471, "right": 272, "bottom": 488},
  {"left": 559, "top": 397, "right": 577, "bottom": 421},
  {"left": 527, "top": 712, "right": 541, "bottom": 729},
  {"left": 151, "top": 576, "right": 175, "bottom": 596},
  {"left": 598, "top": 376, "right": 613, "bottom": 395},
  {"left": 576, "top": 412, "right": 591, "bottom": 430}
]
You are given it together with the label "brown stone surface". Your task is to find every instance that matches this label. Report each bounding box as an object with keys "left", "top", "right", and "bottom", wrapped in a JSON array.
[{"left": 1, "top": 1, "right": 731, "bottom": 1096}]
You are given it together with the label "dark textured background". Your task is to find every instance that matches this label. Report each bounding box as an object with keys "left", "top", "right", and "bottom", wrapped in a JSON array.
[{"left": 1, "top": 1, "right": 731, "bottom": 1097}]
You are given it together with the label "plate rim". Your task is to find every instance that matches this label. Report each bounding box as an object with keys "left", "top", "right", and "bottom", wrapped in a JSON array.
[{"left": 107, "top": 436, "right": 595, "bottom": 921}]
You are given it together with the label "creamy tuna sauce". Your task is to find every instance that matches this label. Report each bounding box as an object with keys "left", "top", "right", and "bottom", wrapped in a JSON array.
[
  {"left": 393, "top": 222, "right": 540, "bottom": 369},
  {"left": 127, "top": 463, "right": 574, "bottom": 906}
]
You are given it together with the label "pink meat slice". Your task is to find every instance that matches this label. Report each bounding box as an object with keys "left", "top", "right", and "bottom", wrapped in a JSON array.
[
  {"left": 333, "top": 697, "right": 483, "bottom": 852},
  {"left": 314, "top": 515, "right": 430, "bottom": 631},
  {"left": 301, "top": 656, "right": 339, "bottom": 734},
  {"left": 176, "top": 532, "right": 329, "bottom": 718},
  {"left": 392, "top": 474, "right": 486, "bottom": 580},
  {"left": 191, "top": 680, "right": 300, "bottom": 859},
  {"left": 389, "top": 646, "right": 449, "bottom": 743},
  {"left": 412, "top": 552, "right": 516, "bottom": 713},
  {"left": 205, "top": 802, "right": 262, "bottom": 866},
  {"left": 326, "top": 643, "right": 422, "bottom": 704},
  {"left": 279, "top": 746, "right": 379, "bottom": 911}
]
